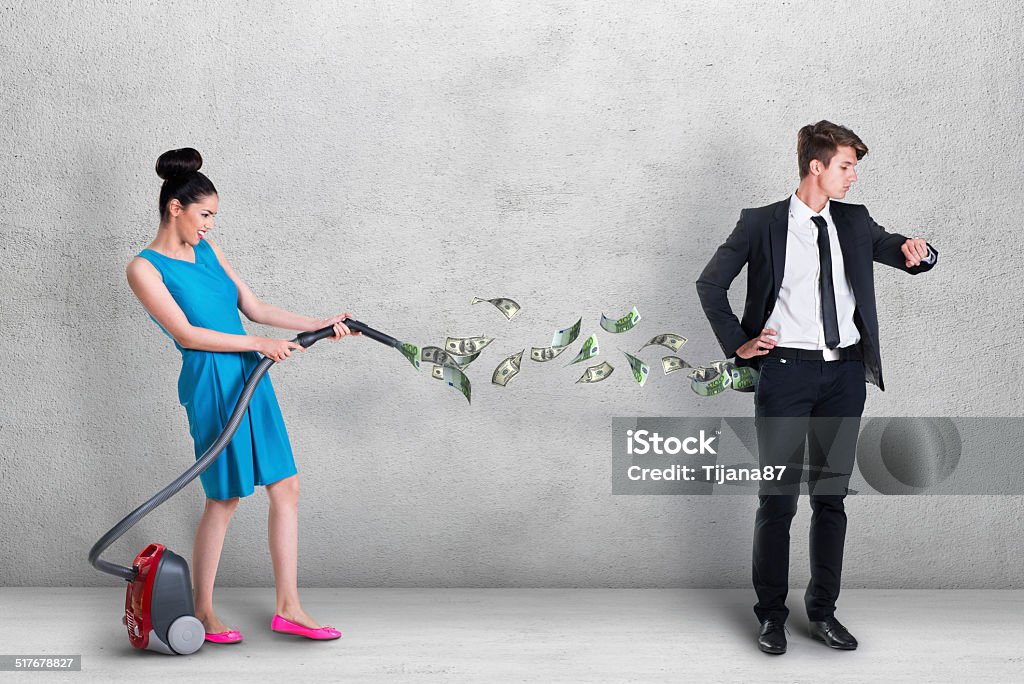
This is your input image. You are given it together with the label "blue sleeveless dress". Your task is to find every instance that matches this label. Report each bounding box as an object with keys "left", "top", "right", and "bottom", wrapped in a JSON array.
[{"left": 136, "top": 239, "right": 297, "bottom": 500}]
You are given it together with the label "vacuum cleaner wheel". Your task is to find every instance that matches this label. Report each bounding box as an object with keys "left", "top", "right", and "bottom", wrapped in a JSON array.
[{"left": 167, "top": 615, "right": 205, "bottom": 655}]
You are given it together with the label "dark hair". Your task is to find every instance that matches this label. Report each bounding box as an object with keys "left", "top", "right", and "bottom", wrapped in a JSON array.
[
  {"left": 155, "top": 148, "right": 218, "bottom": 220},
  {"left": 797, "top": 121, "right": 868, "bottom": 179}
]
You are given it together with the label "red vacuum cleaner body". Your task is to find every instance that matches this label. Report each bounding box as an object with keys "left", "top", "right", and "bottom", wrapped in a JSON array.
[{"left": 124, "top": 543, "right": 205, "bottom": 654}]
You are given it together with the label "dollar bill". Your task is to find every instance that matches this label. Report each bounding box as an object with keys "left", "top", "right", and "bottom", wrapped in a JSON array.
[
  {"left": 566, "top": 333, "right": 599, "bottom": 365},
  {"left": 576, "top": 361, "right": 614, "bottom": 384},
  {"left": 621, "top": 351, "right": 650, "bottom": 386},
  {"left": 662, "top": 356, "right": 693, "bottom": 374},
  {"left": 421, "top": 346, "right": 455, "bottom": 366},
  {"left": 639, "top": 333, "right": 688, "bottom": 353},
  {"left": 530, "top": 345, "right": 569, "bottom": 362},
  {"left": 600, "top": 306, "right": 641, "bottom": 333},
  {"left": 689, "top": 366, "right": 731, "bottom": 396},
  {"left": 492, "top": 349, "right": 525, "bottom": 387},
  {"left": 445, "top": 336, "right": 494, "bottom": 356},
  {"left": 398, "top": 342, "right": 421, "bottom": 369},
  {"left": 439, "top": 364, "right": 472, "bottom": 403},
  {"left": 424, "top": 344, "right": 481, "bottom": 369},
  {"left": 550, "top": 317, "right": 583, "bottom": 348},
  {"left": 448, "top": 350, "right": 482, "bottom": 368},
  {"left": 708, "top": 359, "right": 732, "bottom": 375},
  {"left": 471, "top": 296, "right": 522, "bottom": 321},
  {"left": 431, "top": 365, "right": 444, "bottom": 380}
]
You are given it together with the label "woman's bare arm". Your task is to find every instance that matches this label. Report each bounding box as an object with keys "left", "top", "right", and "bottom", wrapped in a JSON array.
[{"left": 126, "top": 257, "right": 262, "bottom": 353}]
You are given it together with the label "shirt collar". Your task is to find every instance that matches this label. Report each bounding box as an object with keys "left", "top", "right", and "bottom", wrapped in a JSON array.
[{"left": 789, "top": 192, "right": 832, "bottom": 227}]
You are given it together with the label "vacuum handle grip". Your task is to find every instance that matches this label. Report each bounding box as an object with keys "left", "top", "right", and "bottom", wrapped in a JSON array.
[{"left": 294, "top": 319, "right": 400, "bottom": 349}]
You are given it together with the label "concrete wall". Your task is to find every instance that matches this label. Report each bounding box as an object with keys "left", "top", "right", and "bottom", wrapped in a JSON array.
[{"left": 1, "top": 1, "right": 1021, "bottom": 587}]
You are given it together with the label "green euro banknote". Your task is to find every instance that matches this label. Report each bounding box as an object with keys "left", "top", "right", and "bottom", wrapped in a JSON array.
[
  {"left": 436, "top": 364, "right": 472, "bottom": 403},
  {"left": 550, "top": 317, "right": 582, "bottom": 348},
  {"left": 399, "top": 342, "right": 421, "bottom": 370},
  {"left": 598, "top": 307, "right": 638, "bottom": 333},
  {"left": 600, "top": 306, "right": 641, "bottom": 333},
  {"left": 621, "top": 351, "right": 650, "bottom": 386},
  {"left": 566, "top": 333, "right": 599, "bottom": 365},
  {"left": 699, "top": 359, "right": 757, "bottom": 392},
  {"left": 728, "top": 365, "right": 759, "bottom": 391},
  {"left": 689, "top": 366, "right": 730, "bottom": 396}
]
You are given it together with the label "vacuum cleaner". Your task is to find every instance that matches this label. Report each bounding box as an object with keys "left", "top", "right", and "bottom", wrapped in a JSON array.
[{"left": 89, "top": 319, "right": 417, "bottom": 655}]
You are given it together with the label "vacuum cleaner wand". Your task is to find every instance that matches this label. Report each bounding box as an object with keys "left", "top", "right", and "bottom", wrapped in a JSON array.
[
  {"left": 300, "top": 318, "right": 402, "bottom": 349},
  {"left": 89, "top": 319, "right": 406, "bottom": 580}
]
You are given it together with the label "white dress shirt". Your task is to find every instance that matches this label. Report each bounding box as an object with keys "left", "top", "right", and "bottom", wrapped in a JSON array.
[{"left": 764, "top": 194, "right": 861, "bottom": 360}]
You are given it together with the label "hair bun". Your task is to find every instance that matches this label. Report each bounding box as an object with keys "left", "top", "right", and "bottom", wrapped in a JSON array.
[{"left": 156, "top": 148, "right": 203, "bottom": 180}]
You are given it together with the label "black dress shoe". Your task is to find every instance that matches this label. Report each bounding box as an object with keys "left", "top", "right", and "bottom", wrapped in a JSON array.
[
  {"left": 808, "top": 616, "right": 858, "bottom": 650},
  {"left": 757, "top": 618, "right": 787, "bottom": 654}
]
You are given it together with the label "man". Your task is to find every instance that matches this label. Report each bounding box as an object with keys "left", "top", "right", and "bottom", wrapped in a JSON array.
[{"left": 695, "top": 121, "right": 937, "bottom": 655}]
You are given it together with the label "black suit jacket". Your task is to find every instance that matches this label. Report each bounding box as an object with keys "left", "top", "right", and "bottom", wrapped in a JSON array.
[{"left": 695, "top": 199, "right": 937, "bottom": 391}]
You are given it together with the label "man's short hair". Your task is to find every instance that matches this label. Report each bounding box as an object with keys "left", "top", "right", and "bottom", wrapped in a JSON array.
[{"left": 797, "top": 121, "right": 869, "bottom": 179}]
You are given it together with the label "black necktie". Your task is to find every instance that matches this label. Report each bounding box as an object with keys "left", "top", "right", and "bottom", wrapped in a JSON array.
[{"left": 811, "top": 215, "right": 840, "bottom": 349}]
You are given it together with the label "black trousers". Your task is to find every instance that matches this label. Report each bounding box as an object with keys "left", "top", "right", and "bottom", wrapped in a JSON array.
[{"left": 752, "top": 356, "right": 866, "bottom": 623}]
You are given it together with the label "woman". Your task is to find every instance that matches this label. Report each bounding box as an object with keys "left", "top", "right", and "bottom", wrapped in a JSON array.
[{"left": 126, "top": 147, "right": 357, "bottom": 643}]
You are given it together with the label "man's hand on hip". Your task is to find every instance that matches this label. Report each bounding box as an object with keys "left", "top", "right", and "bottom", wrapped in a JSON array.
[{"left": 736, "top": 328, "right": 778, "bottom": 360}]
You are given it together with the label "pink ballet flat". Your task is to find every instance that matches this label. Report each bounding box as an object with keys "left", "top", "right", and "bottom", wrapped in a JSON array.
[
  {"left": 271, "top": 614, "right": 342, "bottom": 640},
  {"left": 205, "top": 629, "right": 243, "bottom": 644}
]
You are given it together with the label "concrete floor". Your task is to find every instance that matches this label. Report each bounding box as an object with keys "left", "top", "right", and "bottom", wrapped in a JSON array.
[{"left": 1, "top": 588, "right": 1021, "bottom": 682}]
